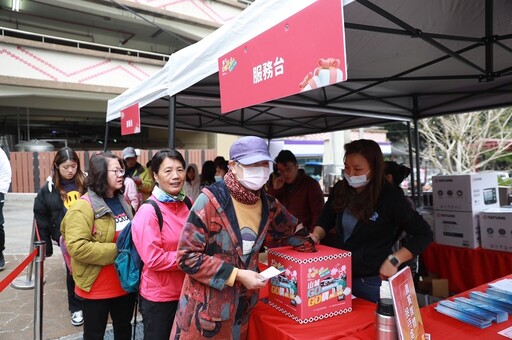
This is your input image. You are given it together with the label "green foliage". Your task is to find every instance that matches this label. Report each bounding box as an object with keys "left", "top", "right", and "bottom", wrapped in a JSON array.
[{"left": 499, "top": 177, "right": 512, "bottom": 187}]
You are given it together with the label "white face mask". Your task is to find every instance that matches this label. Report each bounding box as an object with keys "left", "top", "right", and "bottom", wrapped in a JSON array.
[
  {"left": 237, "top": 164, "right": 270, "bottom": 190},
  {"left": 344, "top": 170, "right": 370, "bottom": 188}
]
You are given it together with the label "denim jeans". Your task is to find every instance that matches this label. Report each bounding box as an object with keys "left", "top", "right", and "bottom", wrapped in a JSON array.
[{"left": 352, "top": 275, "right": 381, "bottom": 303}]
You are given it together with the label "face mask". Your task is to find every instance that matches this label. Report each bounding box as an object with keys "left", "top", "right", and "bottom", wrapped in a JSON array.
[
  {"left": 344, "top": 170, "right": 370, "bottom": 188},
  {"left": 214, "top": 176, "right": 223, "bottom": 182},
  {"left": 237, "top": 164, "right": 270, "bottom": 190}
]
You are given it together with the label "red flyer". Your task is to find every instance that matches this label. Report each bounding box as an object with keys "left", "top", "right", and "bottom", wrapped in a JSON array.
[
  {"left": 218, "top": 0, "right": 347, "bottom": 113},
  {"left": 389, "top": 266, "right": 426, "bottom": 340}
]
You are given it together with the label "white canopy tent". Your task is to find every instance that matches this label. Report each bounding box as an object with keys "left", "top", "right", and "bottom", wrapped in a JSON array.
[
  {"left": 107, "top": 0, "right": 512, "bottom": 140},
  {"left": 106, "top": 0, "right": 512, "bottom": 201},
  {"left": 106, "top": 0, "right": 332, "bottom": 123}
]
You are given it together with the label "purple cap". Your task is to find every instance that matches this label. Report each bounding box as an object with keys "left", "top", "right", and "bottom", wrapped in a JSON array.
[{"left": 229, "top": 136, "right": 273, "bottom": 165}]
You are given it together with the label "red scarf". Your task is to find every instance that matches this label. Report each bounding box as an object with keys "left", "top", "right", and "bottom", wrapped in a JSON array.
[{"left": 224, "top": 169, "right": 261, "bottom": 205}]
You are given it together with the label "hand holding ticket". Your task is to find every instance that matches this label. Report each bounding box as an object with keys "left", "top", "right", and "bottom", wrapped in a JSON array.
[{"left": 258, "top": 266, "right": 285, "bottom": 282}]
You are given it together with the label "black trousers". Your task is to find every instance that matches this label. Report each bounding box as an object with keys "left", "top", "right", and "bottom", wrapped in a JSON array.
[
  {"left": 0, "top": 192, "right": 4, "bottom": 253},
  {"left": 139, "top": 295, "right": 178, "bottom": 340},
  {"left": 82, "top": 293, "right": 136, "bottom": 340},
  {"left": 66, "top": 265, "right": 82, "bottom": 313}
]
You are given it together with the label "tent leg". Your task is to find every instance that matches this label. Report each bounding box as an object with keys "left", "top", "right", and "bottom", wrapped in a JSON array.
[
  {"left": 168, "top": 95, "right": 176, "bottom": 149},
  {"left": 103, "top": 122, "right": 109, "bottom": 151},
  {"left": 406, "top": 121, "right": 416, "bottom": 203},
  {"left": 413, "top": 118, "right": 422, "bottom": 206}
]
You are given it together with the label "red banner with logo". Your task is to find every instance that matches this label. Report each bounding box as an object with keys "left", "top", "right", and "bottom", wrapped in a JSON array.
[
  {"left": 120, "top": 103, "right": 140, "bottom": 135},
  {"left": 219, "top": 0, "right": 347, "bottom": 113}
]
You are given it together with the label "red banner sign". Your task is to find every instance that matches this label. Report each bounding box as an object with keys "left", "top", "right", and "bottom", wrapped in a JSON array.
[
  {"left": 120, "top": 103, "right": 141, "bottom": 135},
  {"left": 219, "top": 0, "right": 347, "bottom": 113}
]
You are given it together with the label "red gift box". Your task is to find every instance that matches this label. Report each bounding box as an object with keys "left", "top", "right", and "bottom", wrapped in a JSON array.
[{"left": 267, "top": 245, "right": 352, "bottom": 324}]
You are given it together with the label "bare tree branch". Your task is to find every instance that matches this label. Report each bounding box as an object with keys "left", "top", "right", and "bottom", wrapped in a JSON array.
[{"left": 419, "top": 108, "right": 512, "bottom": 174}]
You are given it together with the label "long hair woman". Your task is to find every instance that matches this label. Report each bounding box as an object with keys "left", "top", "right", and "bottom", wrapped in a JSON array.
[
  {"left": 61, "top": 151, "right": 135, "bottom": 339},
  {"left": 33, "top": 147, "right": 86, "bottom": 326}
]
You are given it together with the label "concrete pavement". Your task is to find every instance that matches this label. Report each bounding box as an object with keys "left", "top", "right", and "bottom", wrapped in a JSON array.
[{"left": 0, "top": 194, "right": 142, "bottom": 340}]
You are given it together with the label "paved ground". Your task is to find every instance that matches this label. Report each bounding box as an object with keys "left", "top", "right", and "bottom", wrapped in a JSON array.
[
  {"left": 0, "top": 194, "right": 441, "bottom": 339},
  {"left": 0, "top": 194, "right": 143, "bottom": 340}
]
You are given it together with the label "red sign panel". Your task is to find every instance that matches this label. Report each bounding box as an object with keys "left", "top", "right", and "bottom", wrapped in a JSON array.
[
  {"left": 120, "top": 103, "right": 141, "bottom": 136},
  {"left": 219, "top": 0, "right": 347, "bottom": 113}
]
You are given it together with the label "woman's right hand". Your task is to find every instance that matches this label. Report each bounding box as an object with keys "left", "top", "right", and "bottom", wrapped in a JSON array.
[
  {"left": 236, "top": 269, "right": 267, "bottom": 289},
  {"left": 310, "top": 226, "right": 325, "bottom": 244}
]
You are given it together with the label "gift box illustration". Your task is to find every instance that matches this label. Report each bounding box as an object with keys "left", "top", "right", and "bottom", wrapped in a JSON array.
[
  {"left": 299, "top": 58, "right": 344, "bottom": 92},
  {"left": 268, "top": 245, "right": 352, "bottom": 323}
]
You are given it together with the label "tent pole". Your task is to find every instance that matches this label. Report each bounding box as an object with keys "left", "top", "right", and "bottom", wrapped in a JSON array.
[
  {"left": 406, "top": 121, "right": 415, "bottom": 202},
  {"left": 168, "top": 95, "right": 176, "bottom": 149},
  {"left": 103, "top": 122, "right": 109, "bottom": 152},
  {"left": 485, "top": 0, "right": 494, "bottom": 79},
  {"left": 413, "top": 118, "right": 422, "bottom": 206}
]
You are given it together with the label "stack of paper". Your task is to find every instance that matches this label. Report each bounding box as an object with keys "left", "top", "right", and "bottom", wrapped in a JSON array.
[
  {"left": 453, "top": 297, "right": 508, "bottom": 323},
  {"left": 434, "top": 277, "right": 512, "bottom": 328},
  {"left": 435, "top": 300, "right": 493, "bottom": 328}
]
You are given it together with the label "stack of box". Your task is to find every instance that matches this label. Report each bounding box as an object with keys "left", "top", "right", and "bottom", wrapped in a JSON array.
[
  {"left": 432, "top": 173, "right": 499, "bottom": 248},
  {"left": 267, "top": 245, "right": 352, "bottom": 324}
]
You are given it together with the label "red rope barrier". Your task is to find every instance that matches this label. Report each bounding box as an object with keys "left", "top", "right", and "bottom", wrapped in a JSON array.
[
  {"left": 0, "top": 248, "right": 39, "bottom": 293},
  {"left": 34, "top": 219, "right": 41, "bottom": 242}
]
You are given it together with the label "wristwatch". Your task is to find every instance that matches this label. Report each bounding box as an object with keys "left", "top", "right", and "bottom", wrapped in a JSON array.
[{"left": 387, "top": 254, "right": 400, "bottom": 267}]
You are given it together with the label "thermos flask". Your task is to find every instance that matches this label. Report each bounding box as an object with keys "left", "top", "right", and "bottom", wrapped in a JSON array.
[{"left": 375, "top": 298, "right": 397, "bottom": 340}]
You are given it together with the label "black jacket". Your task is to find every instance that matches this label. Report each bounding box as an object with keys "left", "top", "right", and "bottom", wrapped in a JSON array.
[
  {"left": 317, "top": 181, "right": 433, "bottom": 278},
  {"left": 33, "top": 179, "right": 68, "bottom": 256}
]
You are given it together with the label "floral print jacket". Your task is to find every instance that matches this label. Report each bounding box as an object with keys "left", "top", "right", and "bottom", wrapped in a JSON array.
[{"left": 172, "top": 182, "right": 301, "bottom": 339}]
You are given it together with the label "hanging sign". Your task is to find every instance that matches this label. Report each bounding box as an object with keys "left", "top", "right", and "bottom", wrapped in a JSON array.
[
  {"left": 120, "top": 103, "right": 141, "bottom": 135},
  {"left": 218, "top": 0, "right": 347, "bottom": 113}
]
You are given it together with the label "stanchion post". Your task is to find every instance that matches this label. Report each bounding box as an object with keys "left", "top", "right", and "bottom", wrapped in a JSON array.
[
  {"left": 11, "top": 218, "right": 37, "bottom": 289},
  {"left": 33, "top": 241, "right": 45, "bottom": 340}
]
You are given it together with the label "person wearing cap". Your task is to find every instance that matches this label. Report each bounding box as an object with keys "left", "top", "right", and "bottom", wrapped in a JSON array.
[
  {"left": 171, "top": 136, "right": 315, "bottom": 340},
  {"left": 122, "top": 146, "right": 154, "bottom": 201},
  {"left": 267, "top": 150, "right": 325, "bottom": 233}
]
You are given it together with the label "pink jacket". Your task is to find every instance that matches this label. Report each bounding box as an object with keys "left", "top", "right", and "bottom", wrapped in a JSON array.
[
  {"left": 131, "top": 195, "right": 189, "bottom": 302},
  {"left": 124, "top": 177, "right": 142, "bottom": 212}
]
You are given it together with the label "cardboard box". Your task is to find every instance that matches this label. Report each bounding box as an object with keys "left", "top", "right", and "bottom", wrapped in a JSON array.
[
  {"left": 432, "top": 173, "right": 499, "bottom": 212},
  {"left": 480, "top": 208, "right": 512, "bottom": 252},
  {"left": 417, "top": 273, "right": 449, "bottom": 307},
  {"left": 267, "top": 245, "right": 352, "bottom": 324},
  {"left": 433, "top": 210, "right": 480, "bottom": 248}
]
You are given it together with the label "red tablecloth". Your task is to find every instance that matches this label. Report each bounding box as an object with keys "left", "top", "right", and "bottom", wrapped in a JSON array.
[
  {"left": 247, "top": 297, "right": 376, "bottom": 340},
  {"left": 422, "top": 274, "right": 512, "bottom": 339},
  {"left": 422, "top": 242, "right": 512, "bottom": 293},
  {"left": 251, "top": 261, "right": 376, "bottom": 339},
  {"left": 249, "top": 274, "right": 512, "bottom": 340}
]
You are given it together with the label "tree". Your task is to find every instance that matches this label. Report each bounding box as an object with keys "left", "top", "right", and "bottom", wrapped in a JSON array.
[{"left": 419, "top": 108, "right": 512, "bottom": 174}]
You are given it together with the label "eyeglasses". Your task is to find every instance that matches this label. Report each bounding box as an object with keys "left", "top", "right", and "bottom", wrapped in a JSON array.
[{"left": 108, "top": 168, "right": 125, "bottom": 177}]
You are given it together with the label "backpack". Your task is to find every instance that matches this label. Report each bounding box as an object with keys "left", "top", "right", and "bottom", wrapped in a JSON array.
[{"left": 115, "top": 197, "right": 192, "bottom": 293}]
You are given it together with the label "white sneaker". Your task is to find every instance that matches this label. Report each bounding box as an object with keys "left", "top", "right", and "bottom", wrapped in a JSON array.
[{"left": 71, "top": 310, "right": 84, "bottom": 326}]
